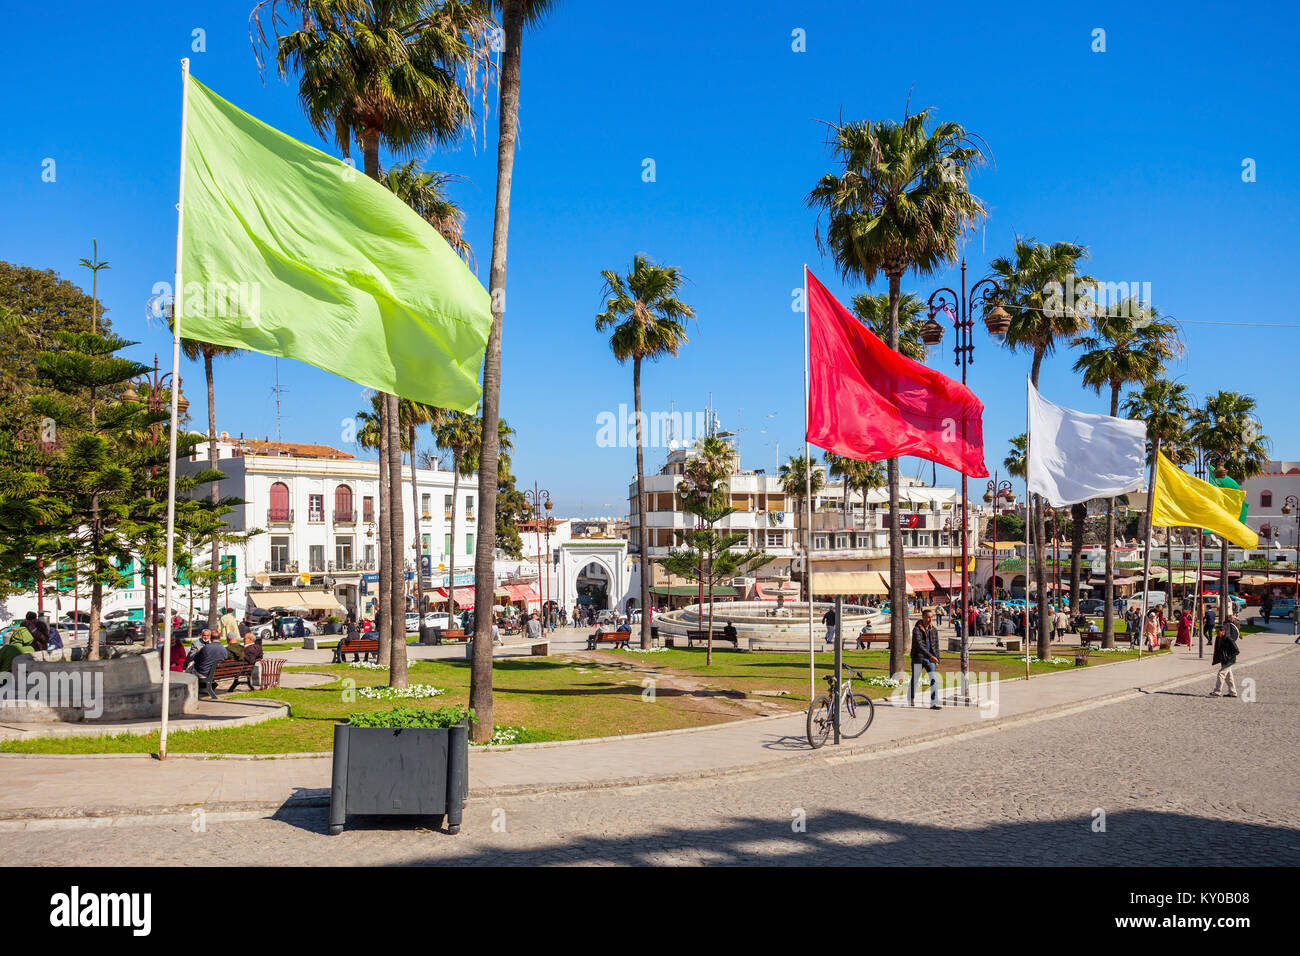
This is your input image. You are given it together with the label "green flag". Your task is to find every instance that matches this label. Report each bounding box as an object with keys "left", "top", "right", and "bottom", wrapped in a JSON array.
[{"left": 178, "top": 75, "right": 491, "bottom": 412}]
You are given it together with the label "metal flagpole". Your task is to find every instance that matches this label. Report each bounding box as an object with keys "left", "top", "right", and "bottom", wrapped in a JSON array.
[
  {"left": 1024, "top": 377, "right": 1032, "bottom": 680},
  {"left": 1138, "top": 439, "right": 1162, "bottom": 661},
  {"left": 159, "top": 57, "right": 192, "bottom": 760},
  {"left": 803, "top": 265, "right": 815, "bottom": 703}
]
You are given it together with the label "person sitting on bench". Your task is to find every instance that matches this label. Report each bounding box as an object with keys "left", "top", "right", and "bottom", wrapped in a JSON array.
[
  {"left": 857, "top": 619, "right": 875, "bottom": 650},
  {"left": 187, "top": 630, "right": 228, "bottom": 695},
  {"left": 722, "top": 621, "right": 738, "bottom": 644}
]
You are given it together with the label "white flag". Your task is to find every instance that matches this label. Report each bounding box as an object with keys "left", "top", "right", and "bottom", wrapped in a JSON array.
[{"left": 1027, "top": 379, "right": 1147, "bottom": 507}]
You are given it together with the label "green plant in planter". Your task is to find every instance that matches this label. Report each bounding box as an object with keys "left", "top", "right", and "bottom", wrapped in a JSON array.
[
  {"left": 347, "top": 705, "right": 472, "bottom": 729},
  {"left": 327, "top": 615, "right": 341, "bottom": 625}
]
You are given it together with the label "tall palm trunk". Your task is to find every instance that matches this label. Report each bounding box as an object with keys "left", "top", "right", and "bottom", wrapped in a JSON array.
[
  {"left": 205, "top": 349, "right": 221, "bottom": 623},
  {"left": 386, "top": 392, "right": 408, "bottom": 687},
  {"left": 471, "top": 0, "right": 525, "bottom": 743},
  {"left": 1220, "top": 538, "right": 1230, "bottom": 631},
  {"left": 1070, "top": 502, "right": 1087, "bottom": 613},
  {"left": 1030, "top": 350, "right": 1051, "bottom": 659},
  {"left": 363, "top": 131, "right": 394, "bottom": 669},
  {"left": 885, "top": 270, "right": 906, "bottom": 677},
  {"left": 448, "top": 453, "right": 460, "bottom": 622},
  {"left": 634, "top": 356, "right": 651, "bottom": 649},
  {"left": 1102, "top": 385, "right": 1120, "bottom": 648},
  {"left": 408, "top": 424, "right": 424, "bottom": 629},
  {"left": 377, "top": 403, "right": 392, "bottom": 667}
]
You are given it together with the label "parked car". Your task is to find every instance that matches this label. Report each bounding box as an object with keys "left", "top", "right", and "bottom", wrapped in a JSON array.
[
  {"left": 423, "top": 613, "right": 456, "bottom": 630},
  {"left": 254, "top": 615, "right": 315, "bottom": 640},
  {"left": 1270, "top": 598, "right": 1298, "bottom": 620},
  {"left": 1202, "top": 592, "right": 1246, "bottom": 612},
  {"left": 1077, "top": 598, "right": 1106, "bottom": 616},
  {"left": 104, "top": 621, "right": 144, "bottom": 645}
]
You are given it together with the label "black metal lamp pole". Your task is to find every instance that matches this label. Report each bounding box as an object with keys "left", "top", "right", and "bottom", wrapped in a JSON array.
[
  {"left": 523, "top": 484, "right": 551, "bottom": 623},
  {"left": 1284, "top": 495, "right": 1300, "bottom": 639},
  {"left": 921, "top": 261, "right": 1009, "bottom": 695}
]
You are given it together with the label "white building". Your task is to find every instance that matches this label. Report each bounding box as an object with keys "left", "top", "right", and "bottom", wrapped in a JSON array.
[{"left": 183, "top": 433, "right": 482, "bottom": 620}]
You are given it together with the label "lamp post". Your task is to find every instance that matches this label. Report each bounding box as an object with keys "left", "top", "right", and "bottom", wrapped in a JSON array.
[
  {"left": 1282, "top": 495, "right": 1299, "bottom": 638},
  {"left": 983, "top": 476, "right": 1016, "bottom": 640},
  {"left": 122, "top": 355, "right": 188, "bottom": 647},
  {"left": 523, "top": 484, "right": 551, "bottom": 626},
  {"left": 922, "top": 261, "right": 1008, "bottom": 693}
]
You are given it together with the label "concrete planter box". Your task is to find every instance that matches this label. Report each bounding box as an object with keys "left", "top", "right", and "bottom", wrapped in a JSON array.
[{"left": 329, "top": 721, "right": 468, "bottom": 836}]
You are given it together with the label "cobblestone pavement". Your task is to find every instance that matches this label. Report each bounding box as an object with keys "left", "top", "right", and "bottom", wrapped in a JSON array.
[{"left": 10, "top": 649, "right": 1299, "bottom": 866}]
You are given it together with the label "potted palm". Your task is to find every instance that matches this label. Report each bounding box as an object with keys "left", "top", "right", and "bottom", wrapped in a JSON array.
[
  {"left": 325, "top": 615, "right": 342, "bottom": 635},
  {"left": 329, "top": 705, "right": 470, "bottom": 835}
]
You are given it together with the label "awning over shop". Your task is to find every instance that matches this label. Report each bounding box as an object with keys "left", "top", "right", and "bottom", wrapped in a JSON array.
[
  {"left": 506, "top": 584, "right": 541, "bottom": 604},
  {"left": 436, "top": 586, "right": 475, "bottom": 608},
  {"left": 927, "top": 570, "right": 964, "bottom": 590},
  {"left": 249, "top": 589, "right": 342, "bottom": 611},
  {"left": 810, "top": 570, "right": 890, "bottom": 596},
  {"left": 905, "top": 571, "right": 935, "bottom": 593}
]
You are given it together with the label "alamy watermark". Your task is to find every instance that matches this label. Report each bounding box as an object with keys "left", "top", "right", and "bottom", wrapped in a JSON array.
[
  {"left": 596, "top": 404, "right": 710, "bottom": 449},
  {"left": 0, "top": 662, "right": 104, "bottom": 719}
]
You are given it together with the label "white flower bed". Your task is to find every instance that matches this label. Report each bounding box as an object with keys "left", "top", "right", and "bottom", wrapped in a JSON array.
[
  {"left": 619, "top": 646, "right": 669, "bottom": 654},
  {"left": 347, "top": 661, "right": 389, "bottom": 670},
  {"left": 866, "top": 676, "right": 904, "bottom": 688},
  {"left": 485, "top": 725, "right": 526, "bottom": 746},
  {"left": 356, "top": 684, "right": 447, "bottom": 700},
  {"left": 1019, "top": 656, "right": 1073, "bottom": 665}
]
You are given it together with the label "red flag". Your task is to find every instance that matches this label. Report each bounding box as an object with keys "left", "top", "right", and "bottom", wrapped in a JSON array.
[{"left": 805, "top": 268, "right": 988, "bottom": 477}]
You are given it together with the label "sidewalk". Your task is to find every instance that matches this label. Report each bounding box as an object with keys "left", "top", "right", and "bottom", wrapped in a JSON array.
[{"left": 0, "top": 628, "right": 1293, "bottom": 824}]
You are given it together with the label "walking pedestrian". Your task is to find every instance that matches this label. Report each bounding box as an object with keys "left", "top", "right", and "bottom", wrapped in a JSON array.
[
  {"left": 821, "top": 605, "right": 837, "bottom": 646},
  {"left": 1209, "top": 616, "right": 1240, "bottom": 698},
  {"left": 909, "top": 608, "right": 941, "bottom": 710}
]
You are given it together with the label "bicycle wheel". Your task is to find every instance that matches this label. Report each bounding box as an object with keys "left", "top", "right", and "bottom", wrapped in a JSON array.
[
  {"left": 806, "top": 695, "right": 833, "bottom": 749},
  {"left": 839, "top": 692, "right": 875, "bottom": 739}
]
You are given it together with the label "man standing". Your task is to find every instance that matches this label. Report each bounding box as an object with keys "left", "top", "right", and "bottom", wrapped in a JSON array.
[
  {"left": 821, "top": 605, "right": 837, "bottom": 646},
  {"left": 1204, "top": 604, "right": 1217, "bottom": 648},
  {"left": 909, "top": 607, "right": 941, "bottom": 710},
  {"left": 218, "top": 606, "right": 239, "bottom": 642},
  {"left": 1209, "top": 615, "right": 1240, "bottom": 698}
]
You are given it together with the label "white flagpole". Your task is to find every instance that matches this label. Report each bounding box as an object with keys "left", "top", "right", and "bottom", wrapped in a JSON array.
[
  {"left": 1138, "top": 439, "right": 1161, "bottom": 661},
  {"left": 803, "top": 265, "right": 815, "bottom": 703},
  {"left": 160, "top": 57, "right": 192, "bottom": 760}
]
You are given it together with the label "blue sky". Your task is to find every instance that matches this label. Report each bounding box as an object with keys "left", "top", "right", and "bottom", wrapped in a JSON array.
[{"left": 3, "top": 0, "right": 1297, "bottom": 515}]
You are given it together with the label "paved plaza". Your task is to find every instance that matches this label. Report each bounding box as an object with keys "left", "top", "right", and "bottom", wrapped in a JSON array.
[{"left": 4, "top": 628, "right": 1296, "bottom": 865}]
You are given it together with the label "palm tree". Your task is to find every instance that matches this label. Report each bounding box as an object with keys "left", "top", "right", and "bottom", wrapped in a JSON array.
[
  {"left": 1004, "top": 433, "right": 1028, "bottom": 480},
  {"left": 677, "top": 435, "right": 736, "bottom": 661},
  {"left": 1123, "top": 379, "right": 1195, "bottom": 565},
  {"left": 263, "top": 0, "right": 491, "bottom": 688},
  {"left": 852, "top": 460, "right": 886, "bottom": 529},
  {"left": 806, "top": 107, "right": 987, "bottom": 676},
  {"left": 384, "top": 159, "right": 474, "bottom": 266},
  {"left": 991, "top": 237, "right": 1094, "bottom": 661},
  {"left": 354, "top": 393, "right": 392, "bottom": 663},
  {"left": 1073, "top": 301, "right": 1182, "bottom": 647},
  {"left": 850, "top": 292, "right": 929, "bottom": 361},
  {"left": 471, "top": 0, "right": 560, "bottom": 744},
  {"left": 1192, "top": 392, "right": 1270, "bottom": 614},
  {"left": 779, "top": 453, "right": 825, "bottom": 602},
  {"left": 180, "top": 339, "right": 240, "bottom": 624},
  {"left": 398, "top": 399, "right": 444, "bottom": 628},
  {"left": 596, "top": 254, "right": 694, "bottom": 649},
  {"left": 434, "top": 410, "right": 479, "bottom": 619}
]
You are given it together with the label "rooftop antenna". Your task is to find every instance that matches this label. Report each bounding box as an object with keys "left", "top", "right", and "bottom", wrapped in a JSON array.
[{"left": 270, "top": 358, "right": 288, "bottom": 442}]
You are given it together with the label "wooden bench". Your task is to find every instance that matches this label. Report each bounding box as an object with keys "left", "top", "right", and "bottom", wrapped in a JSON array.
[
  {"left": 198, "top": 660, "right": 257, "bottom": 699},
  {"left": 686, "top": 629, "right": 740, "bottom": 649},
  {"left": 332, "top": 637, "right": 380, "bottom": 663},
  {"left": 587, "top": 629, "right": 630, "bottom": 650},
  {"left": 857, "top": 631, "right": 889, "bottom": 649}
]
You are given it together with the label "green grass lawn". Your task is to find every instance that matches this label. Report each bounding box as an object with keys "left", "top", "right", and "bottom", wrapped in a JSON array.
[{"left": 0, "top": 644, "right": 1164, "bottom": 756}]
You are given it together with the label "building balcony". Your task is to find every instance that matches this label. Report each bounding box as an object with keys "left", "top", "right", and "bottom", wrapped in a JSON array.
[
  {"left": 267, "top": 508, "right": 294, "bottom": 525},
  {"left": 334, "top": 510, "right": 356, "bottom": 525},
  {"left": 362, "top": 511, "right": 375, "bottom": 524},
  {"left": 266, "top": 560, "right": 299, "bottom": 574},
  {"left": 307, "top": 511, "right": 325, "bottom": 524},
  {"left": 328, "top": 559, "right": 359, "bottom": 574}
]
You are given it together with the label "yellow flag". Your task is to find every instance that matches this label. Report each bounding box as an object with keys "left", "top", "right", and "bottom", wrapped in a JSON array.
[{"left": 1151, "top": 452, "right": 1258, "bottom": 549}]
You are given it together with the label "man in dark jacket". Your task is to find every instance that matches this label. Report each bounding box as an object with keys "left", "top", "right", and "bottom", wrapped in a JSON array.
[
  {"left": 187, "top": 630, "right": 228, "bottom": 698},
  {"left": 909, "top": 608, "right": 941, "bottom": 709},
  {"left": 1210, "top": 615, "right": 1240, "bottom": 698},
  {"left": 821, "top": 607, "right": 837, "bottom": 645}
]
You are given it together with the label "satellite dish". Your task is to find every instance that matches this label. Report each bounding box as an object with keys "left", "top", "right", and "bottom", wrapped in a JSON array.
[
  {"left": 254, "top": 572, "right": 270, "bottom": 586},
  {"left": 298, "top": 571, "right": 312, "bottom": 585}
]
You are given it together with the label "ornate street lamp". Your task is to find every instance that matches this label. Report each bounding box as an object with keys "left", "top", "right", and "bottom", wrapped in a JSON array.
[
  {"left": 523, "top": 483, "right": 551, "bottom": 628},
  {"left": 925, "top": 261, "right": 1005, "bottom": 693},
  {"left": 1283, "top": 495, "right": 1299, "bottom": 637},
  {"left": 983, "top": 476, "right": 1015, "bottom": 638}
]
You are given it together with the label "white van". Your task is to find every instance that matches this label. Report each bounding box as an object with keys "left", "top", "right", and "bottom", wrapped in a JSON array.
[{"left": 1126, "top": 592, "right": 1168, "bottom": 613}]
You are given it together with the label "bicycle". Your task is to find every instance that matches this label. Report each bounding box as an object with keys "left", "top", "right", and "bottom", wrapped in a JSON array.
[{"left": 806, "top": 663, "right": 875, "bottom": 749}]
